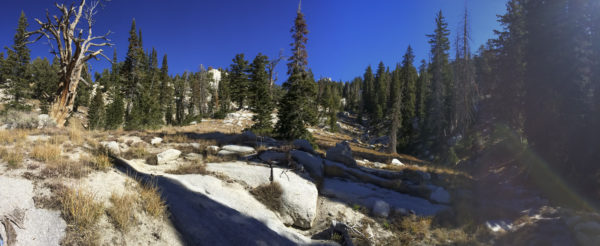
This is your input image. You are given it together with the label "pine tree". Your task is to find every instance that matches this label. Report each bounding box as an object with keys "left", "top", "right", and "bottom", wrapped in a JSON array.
[
  {"left": 104, "top": 89, "right": 125, "bottom": 130},
  {"left": 361, "top": 66, "right": 375, "bottom": 120},
  {"left": 174, "top": 74, "right": 186, "bottom": 125},
  {"left": 31, "top": 57, "right": 59, "bottom": 113},
  {"left": 425, "top": 10, "right": 452, "bottom": 152},
  {"left": 5, "top": 11, "right": 31, "bottom": 106},
  {"left": 217, "top": 68, "right": 231, "bottom": 116},
  {"left": 122, "top": 19, "right": 141, "bottom": 116},
  {"left": 275, "top": 4, "right": 317, "bottom": 141},
  {"left": 416, "top": 60, "right": 430, "bottom": 132},
  {"left": 249, "top": 54, "right": 274, "bottom": 133},
  {"left": 373, "top": 61, "right": 388, "bottom": 123},
  {"left": 88, "top": 88, "right": 105, "bottom": 130},
  {"left": 159, "top": 55, "right": 173, "bottom": 124},
  {"left": 388, "top": 67, "right": 402, "bottom": 154},
  {"left": 399, "top": 46, "right": 419, "bottom": 149},
  {"left": 74, "top": 65, "right": 92, "bottom": 112},
  {"left": 229, "top": 54, "right": 249, "bottom": 109}
]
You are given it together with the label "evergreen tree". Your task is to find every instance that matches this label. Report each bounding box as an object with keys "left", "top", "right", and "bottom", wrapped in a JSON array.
[
  {"left": 5, "top": 11, "right": 31, "bottom": 106},
  {"left": 275, "top": 5, "right": 317, "bottom": 141},
  {"left": 104, "top": 89, "right": 125, "bottom": 130},
  {"left": 229, "top": 54, "right": 249, "bottom": 109},
  {"left": 174, "top": 74, "right": 186, "bottom": 125},
  {"left": 73, "top": 65, "right": 92, "bottom": 112},
  {"left": 399, "top": 46, "right": 419, "bottom": 149},
  {"left": 425, "top": 10, "right": 452, "bottom": 152},
  {"left": 31, "top": 57, "right": 59, "bottom": 113},
  {"left": 121, "top": 19, "right": 142, "bottom": 115},
  {"left": 159, "top": 55, "right": 174, "bottom": 124},
  {"left": 373, "top": 61, "right": 388, "bottom": 122},
  {"left": 217, "top": 68, "right": 231, "bottom": 116},
  {"left": 361, "top": 66, "right": 375, "bottom": 120},
  {"left": 88, "top": 88, "right": 105, "bottom": 130},
  {"left": 249, "top": 54, "right": 274, "bottom": 133},
  {"left": 388, "top": 67, "right": 402, "bottom": 154},
  {"left": 416, "top": 60, "right": 430, "bottom": 132}
]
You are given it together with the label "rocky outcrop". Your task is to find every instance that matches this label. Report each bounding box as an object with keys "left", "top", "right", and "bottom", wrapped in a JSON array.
[
  {"left": 290, "top": 150, "right": 324, "bottom": 180},
  {"left": 101, "top": 141, "right": 122, "bottom": 155},
  {"left": 429, "top": 186, "right": 451, "bottom": 204},
  {"left": 221, "top": 145, "right": 256, "bottom": 155},
  {"left": 151, "top": 137, "right": 163, "bottom": 145},
  {"left": 321, "top": 178, "right": 448, "bottom": 216},
  {"left": 293, "top": 139, "right": 315, "bottom": 154},
  {"left": 325, "top": 141, "right": 357, "bottom": 167},
  {"left": 206, "top": 162, "right": 318, "bottom": 229},
  {"left": 259, "top": 151, "right": 288, "bottom": 164},
  {"left": 206, "top": 146, "right": 220, "bottom": 155},
  {"left": 155, "top": 149, "right": 182, "bottom": 165}
]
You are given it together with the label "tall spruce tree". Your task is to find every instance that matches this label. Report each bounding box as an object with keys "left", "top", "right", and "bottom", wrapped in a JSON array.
[
  {"left": 425, "top": 10, "right": 452, "bottom": 152},
  {"left": 5, "top": 11, "right": 31, "bottom": 106},
  {"left": 159, "top": 55, "right": 174, "bottom": 124},
  {"left": 373, "top": 61, "right": 388, "bottom": 123},
  {"left": 399, "top": 46, "right": 419, "bottom": 149},
  {"left": 249, "top": 54, "right": 274, "bottom": 133},
  {"left": 229, "top": 54, "right": 249, "bottom": 109},
  {"left": 388, "top": 66, "right": 402, "bottom": 154},
  {"left": 88, "top": 88, "right": 105, "bottom": 130},
  {"left": 275, "top": 4, "right": 317, "bottom": 141},
  {"left": 416, "top": 60, "right": 430, "bottom": 133},
  {"left": 361, "top": 66, "right": 375, "bottom": 121}
]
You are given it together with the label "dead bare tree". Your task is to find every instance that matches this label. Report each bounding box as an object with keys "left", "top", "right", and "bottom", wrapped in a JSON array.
[
  {"left": 267, "top": 49, "right": 285, "bottom": 92},
  {"left": 27, "top": 0, "right": 112, "bottom": 126}
]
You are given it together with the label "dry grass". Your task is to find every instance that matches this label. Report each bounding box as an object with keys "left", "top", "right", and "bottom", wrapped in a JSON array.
[
  {"left": 166, "top": 160, "right": 208, "bottom": 175},
  {"left": 138, "top": 180, "right": 167, "bottom": 218},
  {"left": 107, "top": 193, "right": 137, "bottom": 232},
  {"left": 58, "top": 187, "right": 102, "bottom": 246},
  {"left": 122, "top": 145, "right": 151, "bottom": 160},
  {"left": 59, "top": 187, "right": 104, "bottom": 230},
  {"left": 31, "top": 141, "right": 62, "bottom": 162},
  {"left": 84, "top": 153, "right": 112, "bottom": 171},
  {"left": 163, "top": 133, "right": 190, "bottom": 143},
  {"left": 68, "top": 124, "right": 84, "bottom": 145},
  {"left": 0, "top": 129, "right": 29, "bottom": 144},
  {"left": 0, "top": 147, "right": 24, "bottom": 168},
  {"left": 41, "top": 159, "right": 91, "bottom": 179},
  {"left": 250, "top": 182, "right": 283, "bottom": 213}
]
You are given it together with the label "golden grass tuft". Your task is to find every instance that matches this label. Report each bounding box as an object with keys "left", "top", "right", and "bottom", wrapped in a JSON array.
[
  {"left": 41, "top": 159, "right": 91, "bottom": 179},
  {"left": 107, "top": 193, "right": 137, "bottom": 232},
  {"left": 83, "top": 153, "right": 112, "bottom": 171},
  {"left": 166, "top": 160, "right": 208, "bottom": 175},
  {"left": 0, "top": 129, "right": 29, "bottom": 144},
  {"left": 68, "top": 124, "right": 84, "bottom": 145},
  {"left": 163, "top": 133, "right": 190, "bottom": 143},
  {"left": 58, "top": 187, "right": 104, "bottom": 230},
  {"left": 122, "top": 145, "right": 151, "bottom": 160},
  {"left": 31, "top": 141, "right": 62, "bottom": 162},
  {"left": 138, "top": 181, "right": 167, "bottom": 218},
  {"left": 250, "top": 182, "right": 283, "bottom": 213},
  {"left": 0, "top": 147, "right": 24, "bottom": 168}
]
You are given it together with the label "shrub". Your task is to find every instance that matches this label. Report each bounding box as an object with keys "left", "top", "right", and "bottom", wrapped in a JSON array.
[
  {"left": 0, "top": 110, "right": 55, "bottom": 129},
  {"left": 122, "top": 145, "right": 151, "bottom": 160},
  {"left": 250, "top": 182, "right": 283, "bottom": 213}
]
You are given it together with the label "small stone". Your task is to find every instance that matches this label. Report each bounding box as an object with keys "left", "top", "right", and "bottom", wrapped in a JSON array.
[
  {"left": 372, "top": 200, "right": 390, "bottom": 217},
  {"left": 391, "top": 158, "right": 404, "bottom": 166},
  {"left": 155, "top": 149, "right": 181, "bottom": 165},
  {"left": 151, "top": 137, "right": 163, "bottom": 145},
  {"left": 206, "top": 146, "right": 220, "bottom": 155}
]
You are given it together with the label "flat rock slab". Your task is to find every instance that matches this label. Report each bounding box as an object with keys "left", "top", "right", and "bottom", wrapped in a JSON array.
[
  {"left": 321, "top": 178, "right": 449, "bottom": 216},
  {"left": 0, "top": 176, "right": 66, "bottom": 246},
  {"left": 221, "top": 145, "right": 256, "bottom": 155},
  {"left": 206, "top": 162, "right": 318, "bottom": 229}
]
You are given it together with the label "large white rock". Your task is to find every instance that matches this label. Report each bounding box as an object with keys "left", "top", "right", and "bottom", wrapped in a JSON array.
[
  {"left": 325, "top": 141, "right": 357, "bottom": 167},
  {"left": 0, "top": 176, "right": 66, "bottom": 246},
  {"left": 156, "top": 149, "right": 182, "bottom": 165},
  {"left": 151, "top": 137, "right": 163, "bottom": 145},
  {"left": 206, "top": 146, "right": 220, "bottom": 155},
  {"left": 430, "top": 186, "right": 451, "bottom": 204},
  {"left": 221, "top": 145, "right": 255, "bottom": 155},
  {"left": 321, "top": 178, "right": 448, "bottom": 216},
  {"left": 290, "top": 150, "right": 324, "bottom": 180},
  {"left": 101, "top": 141, "right": 121, "bottom": 155},
  {"left": 206, "top": 162, "right": 318, "bottom": 229},
  {"left": 391, "top": 158, "right": 404, "bottom": 166},
  {"left": 167, "top": 173, "right": 312, "bottom": 244}
]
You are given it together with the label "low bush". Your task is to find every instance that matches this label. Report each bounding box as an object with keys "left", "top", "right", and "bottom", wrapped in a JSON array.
[
  {"left": 138, "top": 180, "right": 167, "bottom": 218},
  {"left": 250, "top": 182, "right": 283, "bottom": 213},
  {"left": 108, "top": 193, "right": 137, "bottom": 232}
]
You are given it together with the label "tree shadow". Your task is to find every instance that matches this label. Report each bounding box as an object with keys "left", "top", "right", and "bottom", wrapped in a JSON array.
[{"left": 113, "top": 157, "right": 300, "bottom": 246}]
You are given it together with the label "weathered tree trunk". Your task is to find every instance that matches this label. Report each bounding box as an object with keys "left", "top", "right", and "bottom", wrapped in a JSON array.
[
  {"left": 50, "top": 65, "right": 83, "bottom": 126},
  {"left": 26, "top": 0, "right": 112, "bottom": 127}
]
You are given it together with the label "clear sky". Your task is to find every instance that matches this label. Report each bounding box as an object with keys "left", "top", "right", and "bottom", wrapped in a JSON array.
[{"left": 0, "top": 0, "right": 508, "bottom": 83}]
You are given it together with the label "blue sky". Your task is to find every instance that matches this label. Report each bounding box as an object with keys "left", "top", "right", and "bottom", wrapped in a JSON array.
[{"left": 0, "top": 0, "right": 507, "bottom": 82}]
